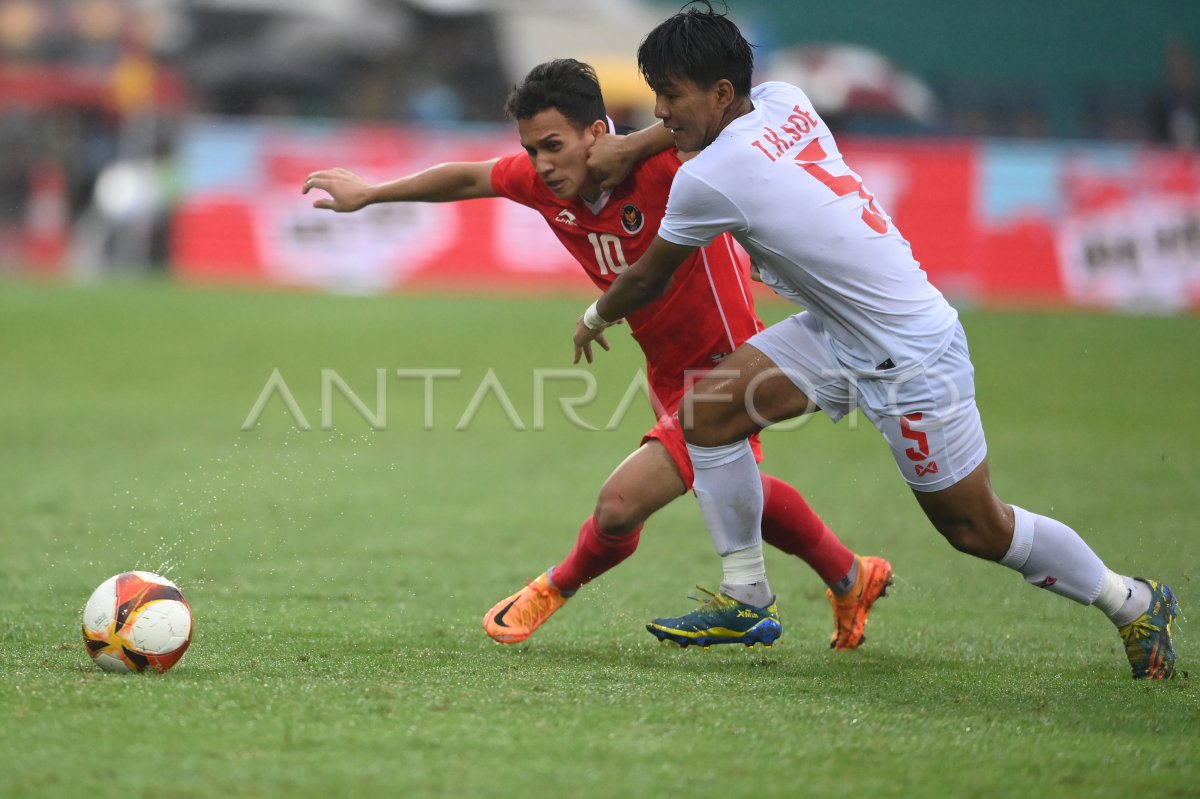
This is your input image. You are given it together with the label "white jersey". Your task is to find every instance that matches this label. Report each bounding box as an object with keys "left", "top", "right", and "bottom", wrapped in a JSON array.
[{"left": 658, "top": 82, "right": 959, "bottom": 373}]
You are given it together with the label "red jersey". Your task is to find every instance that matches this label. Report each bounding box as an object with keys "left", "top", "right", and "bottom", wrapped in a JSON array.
[{"left": 491, "top": 150, "right": 763, "bottom": 413}]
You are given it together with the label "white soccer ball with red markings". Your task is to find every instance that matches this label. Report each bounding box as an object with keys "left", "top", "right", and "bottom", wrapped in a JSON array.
[{"left": 81, "top": 571, "right": 192, "bottom": 673}]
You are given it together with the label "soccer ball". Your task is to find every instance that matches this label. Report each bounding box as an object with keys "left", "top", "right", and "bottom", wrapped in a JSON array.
[{"left": 81, "top": 571, "right": 192, "bottom": 673}]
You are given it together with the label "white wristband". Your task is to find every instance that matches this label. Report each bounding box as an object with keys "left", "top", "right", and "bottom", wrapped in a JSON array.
[{"left": 583, "top": 301, "right": 610, "bottom": 331}]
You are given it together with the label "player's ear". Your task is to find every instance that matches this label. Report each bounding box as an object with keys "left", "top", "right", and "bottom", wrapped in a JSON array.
[
  {"left": 713, "top": 79, "right": 736, "bottom": 110},
  {"left": 589, "top": 119, "right": 607, "bottom": 138}
]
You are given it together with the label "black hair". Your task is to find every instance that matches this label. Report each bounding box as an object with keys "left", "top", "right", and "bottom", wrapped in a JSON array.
[
  {"left": 637, "top": 1, "right": 754, "bottom": 96},
  {"left": 504, "top": 59, "right": 607, "bottom": 130}
]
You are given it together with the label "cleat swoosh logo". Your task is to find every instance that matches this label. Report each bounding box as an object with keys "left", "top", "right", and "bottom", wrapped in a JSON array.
[{"left": 491, "top": 598, "right": 520, "bottom": 628}]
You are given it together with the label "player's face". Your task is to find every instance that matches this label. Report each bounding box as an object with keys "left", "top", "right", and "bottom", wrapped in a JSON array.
[
  {"left": 517, "top": 109, "right": 604, "bottom": 201},
  {"left": 652, "top": 76, "right": 728, "bottom": 153}
]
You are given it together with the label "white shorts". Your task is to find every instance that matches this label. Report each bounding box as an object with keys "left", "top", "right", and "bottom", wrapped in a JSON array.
[{"left": 747, "top": 313, "right": 987, "bottom": 492}]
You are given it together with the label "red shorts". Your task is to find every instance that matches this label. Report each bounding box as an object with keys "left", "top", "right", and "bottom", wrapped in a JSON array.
[{"left": 641, "top": 414, "right": 764, "bottom": 491}]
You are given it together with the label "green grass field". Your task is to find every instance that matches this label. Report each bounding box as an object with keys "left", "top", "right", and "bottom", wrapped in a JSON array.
[{"left": 1, "top": 279, "right": 1196, "bottom": 798}]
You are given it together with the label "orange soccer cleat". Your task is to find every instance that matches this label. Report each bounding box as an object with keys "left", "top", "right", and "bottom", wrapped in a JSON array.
[
  {"left": 826, "top": 555, "right": 894, "bottom": 650},
  {"left": 483, "top": 572, "right": 569, "bottom": 644}
]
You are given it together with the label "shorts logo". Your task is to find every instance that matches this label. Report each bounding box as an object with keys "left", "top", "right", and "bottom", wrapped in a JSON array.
[
  {"left": 620, "top": 203, "right": 644, "bottom": 234},
  {"left": 915, "top": 461, "right": 939, "bottom": 476},
  {"left": 555, "top": 209, "right": 578, "bottom": 227},
  {"left": 1035, "top": 576, "right": 1058, "bottom": 588}
]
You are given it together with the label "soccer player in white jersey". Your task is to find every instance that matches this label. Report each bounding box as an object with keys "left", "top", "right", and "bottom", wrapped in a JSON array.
[{"left": 573, "top": 2, "right": 1178, "bottom": 679}]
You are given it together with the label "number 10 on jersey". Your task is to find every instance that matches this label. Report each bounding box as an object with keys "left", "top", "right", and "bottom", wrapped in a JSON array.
[{"left": 588, "top": 233, "right": 630, "bottom": 275}]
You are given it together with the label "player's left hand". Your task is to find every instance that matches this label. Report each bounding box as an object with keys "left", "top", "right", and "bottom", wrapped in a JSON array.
[{"left": 573, "top": 317, "right": 611, "bottom": 364}]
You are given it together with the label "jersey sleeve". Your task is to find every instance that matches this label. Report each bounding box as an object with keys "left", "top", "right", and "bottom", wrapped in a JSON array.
[
  {"left": 489, "top": 153, "right": 539, "bottom": 207},
  {"left": 657, "top": 168, "right": 746, "bottom": 248}
]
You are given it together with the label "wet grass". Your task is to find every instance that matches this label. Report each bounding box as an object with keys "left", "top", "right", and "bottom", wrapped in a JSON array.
[{"left": 1, "top": 280, "right": 1196, "bottom": 798}]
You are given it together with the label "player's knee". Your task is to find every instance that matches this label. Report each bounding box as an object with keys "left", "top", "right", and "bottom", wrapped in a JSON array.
[
  {"left": 593, "top": 489, "right": 648, "bottom": 537},
  {"left": 935, "top": 517, "right": 1010, "bottom": 561}
]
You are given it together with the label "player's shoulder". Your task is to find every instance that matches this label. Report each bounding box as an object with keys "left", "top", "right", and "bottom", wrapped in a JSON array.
[
  {"left": 750, "top": 81, "right": 807, "bottom": 103},
  {"left": 679, "top": 128, "right": 749, "bottom": 181},
  {"left": 631, "top": 148, "right": 682, "bottom": 179},
  {"left": 492, "top": 151, "right": 535, "bottom": 183},
  {"left": 491, "top": 151, "right": 550, "bottom": 202},
  {"left": 670, "top": 150, "right": 736, "bottom": 206},
  {"left": 615, "top": 148, "right": 680, "bottom": 199}
]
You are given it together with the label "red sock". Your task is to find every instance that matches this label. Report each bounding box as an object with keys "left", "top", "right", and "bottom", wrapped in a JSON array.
[
  {"left": 549, "top": 515, "right": 642, "bottom": 593},
  {"left": 760, "top": 473, "right": 855, "bottom": 585}
]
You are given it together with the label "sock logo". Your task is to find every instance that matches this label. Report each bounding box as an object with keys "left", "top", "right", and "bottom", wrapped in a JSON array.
[{"left": 1035, "top": 576, "right": 1058, "bottom": 588}]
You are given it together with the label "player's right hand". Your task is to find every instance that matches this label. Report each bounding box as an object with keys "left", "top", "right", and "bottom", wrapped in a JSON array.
[
  {"left": 573, "top": 317, "right": 611, "bottom": 364},
  {"left": 587, "top": 133, "right": 635, "bottom": 192},
  {"left": 303, "top": 168, "right": 371, "bottom": 212}
]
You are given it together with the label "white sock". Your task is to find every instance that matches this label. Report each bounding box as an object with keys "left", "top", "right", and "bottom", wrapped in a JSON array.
[
  {"left": 719, "top": 547, "right": 772, "bottom": 607},
  {"left": 688, "top": 439, "right": 763, "bottom": 555},
  {"left": 1094, "top": 571, "right": 1153, "bottom": 627},
  {"left": 999, "top": 505, "right": 1106, "bottom": 604},
  {"left": 687, "top": 439, "right": 772, "bottom": 605}
]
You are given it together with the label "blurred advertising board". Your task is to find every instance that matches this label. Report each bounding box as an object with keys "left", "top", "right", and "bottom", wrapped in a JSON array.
[
  {"left": 170, "top": 120, "right": 590, "bottom": 295},
  {"left": 171, "top": 119, "right": 1200, "bottom": 311}
]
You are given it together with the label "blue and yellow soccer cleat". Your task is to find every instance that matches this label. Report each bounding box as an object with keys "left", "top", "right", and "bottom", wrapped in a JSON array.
[
  {"left": 646, "top": 586, "right": 782, "bottom": 648},
  {"left": 1118, "top": 579, "right": 1179, "bottom": 680}
]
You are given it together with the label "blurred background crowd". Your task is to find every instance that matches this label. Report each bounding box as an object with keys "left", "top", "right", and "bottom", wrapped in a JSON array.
[{"left": 2, "top": 0, "right": 1199, "bottom": 309}]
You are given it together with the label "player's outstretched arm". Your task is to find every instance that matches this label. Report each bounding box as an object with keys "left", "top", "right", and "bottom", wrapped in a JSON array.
[
  {"left": 303, "top": 160, "right": 501, "bottom": 212},
  {"left": 588, "top": 124, "right": 675, "bottom": 191},
  {"left": 573, "top": 236, "right": 694, "bottom": 363}
]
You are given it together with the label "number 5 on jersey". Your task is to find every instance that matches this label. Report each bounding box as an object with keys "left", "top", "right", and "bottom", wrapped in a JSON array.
[
  {"left": 588, "top": 233, "right": 629, "bottom": 275},
  {"left": 794, "top": 139, "right": 888, "bottom": 235}
]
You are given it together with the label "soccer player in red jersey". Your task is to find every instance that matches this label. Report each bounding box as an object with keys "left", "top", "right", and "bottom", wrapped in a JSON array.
[{"left": 304, "top": 59, "right": 892, "bottom": 649}]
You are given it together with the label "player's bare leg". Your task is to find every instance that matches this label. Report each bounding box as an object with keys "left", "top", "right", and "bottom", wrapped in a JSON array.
[
  {"left": 681, "top": 344, "right": 816, "bottom": 447},
  {"left": 911, "top": 460, "right": 1013, "bottom": 560},
  {"left": 591, "top": 440, "right": 687, "bottom": 537},
  {"left": 913, "top": 459, "right": 1178, "bottom": 678}
]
